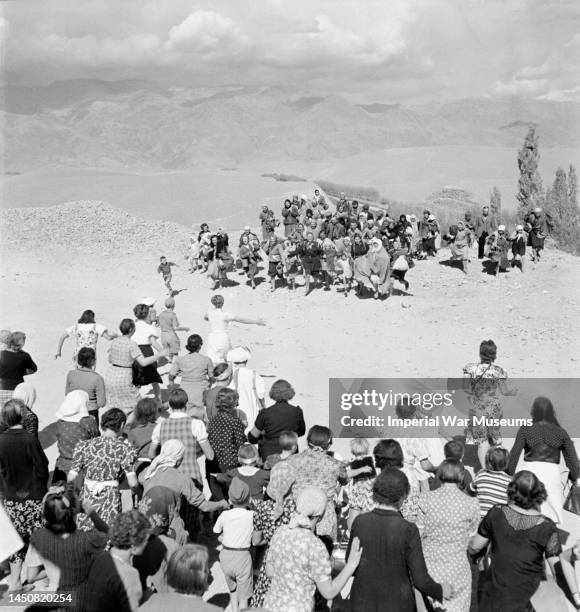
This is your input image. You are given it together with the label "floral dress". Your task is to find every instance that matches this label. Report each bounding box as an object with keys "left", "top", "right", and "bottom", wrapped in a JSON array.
[
  {"left": 71, "top": 436, "right": 137, "bottom": 530},
  {"left": 463, "top": 362, "right": 508, "bottom": 445},
  {"left": 249, "top": 496, "right": 296, "bottom": 607},
  {"left": 262, "top": 525, "right": 332, "bottom": 612}
]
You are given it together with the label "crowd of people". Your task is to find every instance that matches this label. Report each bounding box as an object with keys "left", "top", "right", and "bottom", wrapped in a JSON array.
[
  {"left": 1, "top": 289, "right": 579, "bottom": 612},
  {"left": 182, "top": 190, "right": 551, "bottom": 300}
]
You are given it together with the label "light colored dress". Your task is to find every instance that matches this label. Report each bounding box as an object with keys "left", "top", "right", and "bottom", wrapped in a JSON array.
[
  {"left": 169, "top": 352, "right": 213, "bottom": 408},
  {"left": 418, "top": 485, "right": 480, "bottom": 612},
  {"left": 263, "top": 525, "right": 331, "bottom": 612},
  {"left": 205, "top": 308, "right": 234, "bottom": 364},
  {"left": 228, "top": 365, "right": 266, "bottom": 432}
]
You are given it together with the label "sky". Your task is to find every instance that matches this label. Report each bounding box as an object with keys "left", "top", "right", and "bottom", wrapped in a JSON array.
[{"left": 1, "top": 0, "right": 579, "bottom": 103}]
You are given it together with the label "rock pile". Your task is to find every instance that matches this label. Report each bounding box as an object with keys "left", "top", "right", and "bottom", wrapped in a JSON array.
[{"left": 0, "top": 201, "right": 191, "bottom": 255}]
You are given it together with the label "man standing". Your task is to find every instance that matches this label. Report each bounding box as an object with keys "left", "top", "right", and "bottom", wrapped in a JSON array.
[{"left": 475, "top": 205, "right": 497, "bottom": 259}]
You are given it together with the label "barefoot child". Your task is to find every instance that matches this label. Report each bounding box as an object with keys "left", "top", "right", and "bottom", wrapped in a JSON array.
[
  {"left": 214, "top": 478, "right": 260, "bottom": 612},
  {"left": 157, "top": 256, "right": 177, "bottom": 294},
  {"left": 158, "top": 297, "right": 189, "bottom": 361}
]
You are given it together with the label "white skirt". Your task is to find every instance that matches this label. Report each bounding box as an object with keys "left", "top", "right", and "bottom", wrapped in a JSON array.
[
  {"left": 522, "top": 460, "right": 566, "bottom": 524},
  {"left": 206, "top": 332, "right": 231, "bottom": 365}
]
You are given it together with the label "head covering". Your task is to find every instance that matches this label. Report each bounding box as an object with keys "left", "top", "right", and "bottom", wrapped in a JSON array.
[
  {"left": 409, "top": 214, "right": 417, "bottom": 222},
  {"left": 289, "top": 486, "right": 328, "bottom": 529},
  {"left": 141, "top": 297, "right": 156, "bottom": 307},
  {"left": 533, "top": 207, "right": 542, "bottom": 214},
  {"left": 13, "top": 382, "right": 37, "bottom": 409},
  {"left": 370, "top": 237, "right": 383, "bottom": 249},
  {"left": 498, "top": 224, "right": 506, "bottom": 231},
  {"left": 428, "top": 214, "right": 436, "bottom": 221},
  {"left": 229, "top": 477, "right": 251, "bottom": 506},
  {"left": 244, "top": 225, "right": 251, "bottom": 231},
  {"left": 301, "top": 194, "right": 307, "bottom": 201},
  {"left": 268, "top": 461, "right": 296, "bottom": 520},
  {"left": 144, "top": 439, "right": 185, "bottom": 480},
  {"left": 56, "top": 390, "right": 90, "bottom": 422},
  {"left": 516, "top": 224, "right": 524, "bottom": 231},
  {"left": 227, "top": 346, "right": 251, "bottom": 364},
  {"left": 214, "top": 364, "right": 232, "bottom": 382},
  {"left": 457, "top": 221, "right": 465, "bottom": 229}
]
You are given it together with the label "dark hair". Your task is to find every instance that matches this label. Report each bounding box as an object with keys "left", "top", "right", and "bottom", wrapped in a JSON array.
[
  {"left": 1, "top": 399, "right": 25, "bottom": 428},
  {"left": 373, "top": 439, "right": 404, "bottom": 470},
  {"left": 479, "top": 339, "right": 497, "bottom": 363},
  {"left": 119, "top": 318, "right": 135, "bottom": 336},
  {"left": 78, "top": 310, "right": 96, "bottom": 324},
  {"left": 133, "top": 304, "right": 150, "bottom": 321},
  {"left": 160, "top": 255, "right": 166, "bottom": 260},
  {"left": 373, "top": 468, "right": 410, "bottom": 506},
  {"left": 168, "top": 388, "right": 188, "bottom": 411},
  {"left": 109, "top": 510, "right": 151, "bottom": 549},
  {"left": 437, "top": 459, "right": 464, "bottom": 484},
  {"left": 100, "top": 408, "right": 127, "bottom": 433},
  {"left": 395, "top": 398, "right": 416, "bottom": 419},
  {"left": 215, "top": 388, "right": 238, "bottom": 413},
  {"left": 279, "top": 431, "right": 298, "bottom": 452},
  {"left": 166, "top": 545, "right": 209, "bottom": 595},
  {"left": 485, "top": 447, "right": 509, "bottom": 472},
  {"left": 530, "top": 397, "right": 560, "bottom": 427},
  {"left": 444, "top": 440, "right": 464, "bottom": 460},
  {"left": 44, "top": 492, "right": 77, "bottom": 535},
  {"left": 269, "top": 379, "right": 295, "bottom": 402},
  {"left": 507, "top": 471, "right": 547, "bottom": 510},
  {"left": 77, "top": 347, "right": 96, "bottom": 369},
  {"left": 186, "top": 334, "right": 203, "bottom": 353},
  {"left": 134, "top": 398, "right": 159, "bottom": 425},
  {"left": 212, "top": 362, "right": 230, "bottom": 378},
  {"left": 307, "top": 425, "right": 332, "bottom": 450}
]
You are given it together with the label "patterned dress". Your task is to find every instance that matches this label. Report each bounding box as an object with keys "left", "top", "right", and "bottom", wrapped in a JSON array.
[
  {"left": 71, "top": 436, "right": 137, "bottom": 530},
  {"left": 104, "top": 336, "right": 143, "bottom": 413},
  {"left": 462, "top": 362, "right": 508, "bottom": 445},
  {"left": 262, "top": 525, "right": 332, "bottom": 612},
  {"left": 249, "top": 496, "right": 296, "bottom": 608},
  {"left": 286, "top": 448, "right": 347, "bottom": 540},
  {"left": 417, "top": 485, "right": 480, "bottom": 612}
]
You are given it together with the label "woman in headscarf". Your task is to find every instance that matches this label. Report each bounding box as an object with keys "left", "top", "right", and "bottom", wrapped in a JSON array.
[
  {"left": 250, "top": 461, "right": 297, "bottom": 608},
  {"left": 487, "top": 225, "right": 510, "bottom": 276},
  {"left": 282, "top": 199, "right": 300, "bottom": 238},
  {"left": 54, "top": 390, "right": 100, "bottom": 483},
  {"left": 445, "top": 220, "right": 472, "bottom": 274},
  {"left": 354, "top": 238, "right": 391, "bottom": 299},
  {"left": 262, "top": 486, "right": 362, "bottom": 612},
  {"left": 298, "top": 231, "right": 322, "bottom": 296},
  {"left": 168, "top": 334, "right": 213, "bottom": 412},
  {"left": 204, "top": 295, "right": 265, "bottom": 365},
  {"left": 4, "top": 382, "right": 39, "bottom": 436},
  {"left": 67, "top": 408, "right": 137, "bottom": 530},
  {"left": 139, "top": 439, "right": 228, "bottom": 545}
]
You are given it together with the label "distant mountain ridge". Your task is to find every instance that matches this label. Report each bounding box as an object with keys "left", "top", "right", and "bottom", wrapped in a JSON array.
[{"left": 1, "top": 79, "right": 579, "bottom": 171}]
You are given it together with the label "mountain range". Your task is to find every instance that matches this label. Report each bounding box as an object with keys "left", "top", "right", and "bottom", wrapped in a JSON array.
[{"left": 1, "top": 79, "right": 579, "bottom": 171}]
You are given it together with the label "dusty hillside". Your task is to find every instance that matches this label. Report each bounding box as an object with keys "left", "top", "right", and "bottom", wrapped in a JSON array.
[{"left": 2, "top": 80, "right": 579, "bottom": 171}]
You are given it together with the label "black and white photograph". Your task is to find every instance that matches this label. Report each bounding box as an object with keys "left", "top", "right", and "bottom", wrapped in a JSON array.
[{"left": 1, "top": 0, "right": 580, "bottom": 610}]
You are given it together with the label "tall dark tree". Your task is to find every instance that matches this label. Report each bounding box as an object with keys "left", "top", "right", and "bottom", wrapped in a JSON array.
[
  {"left": 545, "top": 167, "right": 580, "bottom": 253},
  {"left": 489, "top": 186, "right": 501, "bottom": 219},
  {"left": 516, "top": 126, "right": 544, "bottom": 219}
]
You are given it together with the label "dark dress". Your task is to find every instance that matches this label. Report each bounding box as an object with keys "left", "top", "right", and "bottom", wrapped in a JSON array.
[
  {"left": 85, "top": 551, "right": 133, "bottom": 612},
  {"left": 477, "top": 505, "right": 561, "bottom": 612},
  {"left": 347, "top": 508, "right": 442, "bottom": 612},
  {"left": 249, "top": 401, "right": 306, "bottom": 460},
  {"left": 30, "top": 526, "right": 108, "bottom": 611},
  {"left": 299, "top": 241, "right": 322, "bottom": 273}
]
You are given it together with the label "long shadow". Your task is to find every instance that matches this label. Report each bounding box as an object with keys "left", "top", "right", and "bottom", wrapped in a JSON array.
[{"left": 438, "top": 258, "right": 466, "bottom": 274}]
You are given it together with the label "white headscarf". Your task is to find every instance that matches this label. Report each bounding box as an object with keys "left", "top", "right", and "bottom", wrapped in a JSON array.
[
  {"left": 13, "top": 382, "right": 37, "bottom": 409},
  {"left": 56, "top": 390, "right": 90, "bottom": 422},
  {"left": 289, "top": 486, "right": 328, "bottom": 529},
  {"left": 144, "top": 439, "right": 185, "bottom": 480}
]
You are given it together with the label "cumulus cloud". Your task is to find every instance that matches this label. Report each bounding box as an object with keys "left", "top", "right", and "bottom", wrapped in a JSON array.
[{"left": 167, "top": 10, "right": 242, "bottom": 55}]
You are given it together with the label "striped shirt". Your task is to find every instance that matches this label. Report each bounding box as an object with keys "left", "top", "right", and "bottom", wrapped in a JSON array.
[{"left": 470, "top": 469, "right": 511, "bottom": 518}]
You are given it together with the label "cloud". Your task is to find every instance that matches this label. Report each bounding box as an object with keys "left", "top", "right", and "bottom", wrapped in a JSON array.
[{"left": 167, "top": 10, "right": 243, "bottom": 55}]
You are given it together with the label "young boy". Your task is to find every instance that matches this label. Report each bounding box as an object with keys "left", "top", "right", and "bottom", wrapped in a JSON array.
[
  {"left": 224, "top": 444, "right": 270, "bottom": 501},
  {"left": 469, "top": 446, "right": 512, "bottom": 519},
  {"left": 263, "top": 431, "right": 299, "bottom": 469},
  {"left": 429, "top": 439, "right": 474, "bottom": 493},
  {"left": 157, "top": 256, "right": 177, "bottom": 295},
  {"left": 214, "top": 478, "right": 259, "bottom": 612}
]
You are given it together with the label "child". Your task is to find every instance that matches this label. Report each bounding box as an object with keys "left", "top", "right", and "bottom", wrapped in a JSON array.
[
  {"left": 157, "top": 256, "right": 177, "bottom": 295},
  {"left": 510, "top": 224, "right": 527, "bottom": 273},
  {"left": 346, "top": 437, "right": 376, "bottom": 529},
  {"left": 468, "top": 446, "right": 511, "bottom": 519},
  {"left": 157, "top": 297, "right": 189, "bottom": 361},
  {"left": 263, "top": 431, "right": 298, "bottom": 469},
  {"left": 224, "top": 444, "right": 270, "bottom": 502},
  {"left": 214, "top": 478, "right": 259, "bottom": 612},
  {"left": 186, "top": 237, "right": 201, "bottom": 273},
  {"left": 282, "top": 240, "right": 300, "bottom": 291},
  {"left": 335, "top": 251, "right": 354, "bottom": 297},
  {"left": 429, "top": 439, "right": 474, "bottom": 493}
]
